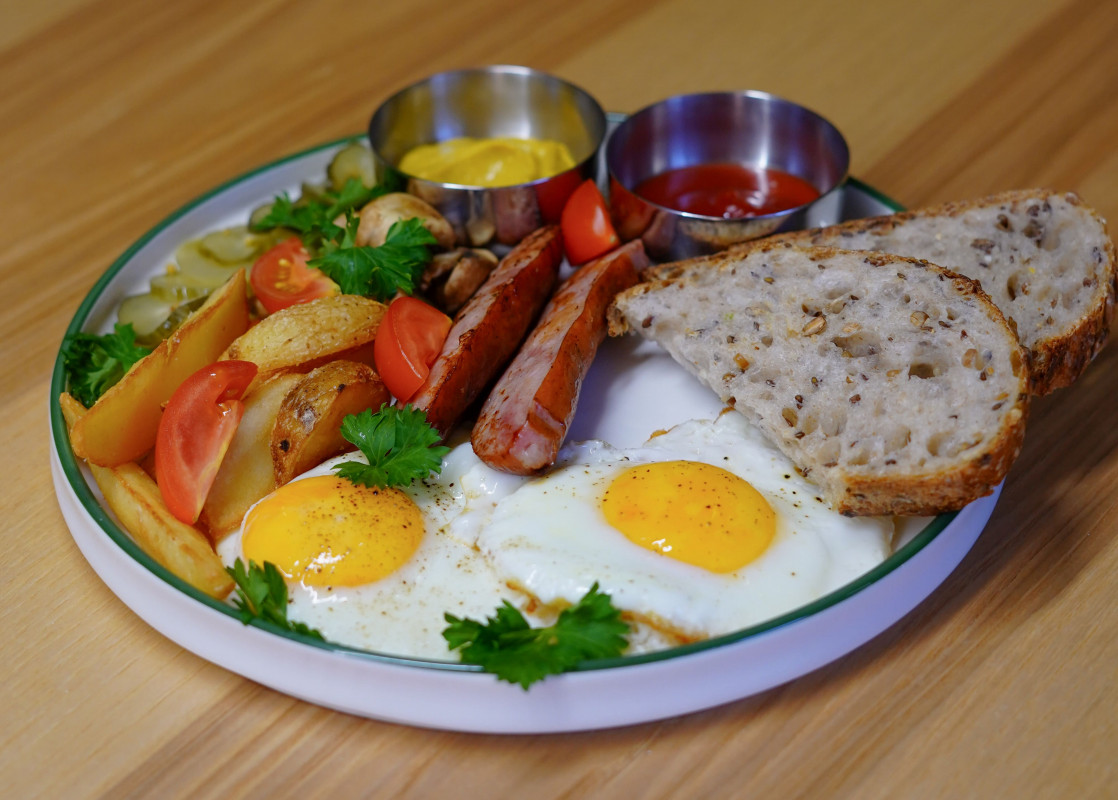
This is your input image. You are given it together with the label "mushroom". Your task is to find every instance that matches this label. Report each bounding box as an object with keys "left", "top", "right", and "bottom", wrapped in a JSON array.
[
  {"left": 419, "top": 248, "right": 499, "bottom": 314},
  {"left": 352, "top": 192, "right": 455, "bottom": 249}
]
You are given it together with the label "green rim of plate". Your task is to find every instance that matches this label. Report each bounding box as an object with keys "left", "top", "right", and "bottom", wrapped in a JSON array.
[{"left": 50, "top": 136, "right": 952, "bottom": 674}]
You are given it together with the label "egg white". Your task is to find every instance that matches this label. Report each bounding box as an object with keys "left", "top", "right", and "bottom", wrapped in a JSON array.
[
  {"left": 474, "top": 412, "right": 895, "bottom": 643},
  {"left": 217, "top": 440, "right": 535, "bottom": 660},
  {"left": 221, "top": 412, "right": 895, "bottom": 659}
]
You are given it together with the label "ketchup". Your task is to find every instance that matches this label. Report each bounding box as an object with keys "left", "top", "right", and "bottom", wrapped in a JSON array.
[{"left": 634, "top": 163, "right": 821, "bottom": 219}]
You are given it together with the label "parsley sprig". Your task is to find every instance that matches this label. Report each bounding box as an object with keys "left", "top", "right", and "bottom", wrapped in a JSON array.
[
  {"left": 226, "top": 559, "right": 324, "bottom": 640},
  {"left": 252, "top": 177, "right": 385, "bottom": 252},
  {"left": 252, "top": 176, "right": 437, "bottom": 302},
  {"left": 311, "top": 217, "right": 437, "bottom": 300},
  {"left": 443, "top": 583, "right": 631, "bottom": 689},
  {"left": 62, "top": 322, "right": 152, "bottom": 407},
  {"left": 333, "top": 405, "right": 449, "bottom": 488}
]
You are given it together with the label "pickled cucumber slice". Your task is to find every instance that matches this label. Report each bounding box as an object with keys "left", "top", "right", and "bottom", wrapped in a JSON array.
[
  {"left": 117, "top": 293, "right": 174, "bottom": 339},
  {"left": 328, "top": 141, "right": 376, "bottom": 190},
  {"left": 150, "top": 271, "right": 231, "bottom": 304},
  {"left": 199, "top": 225, "right": 274, "bottom": 263},
  {"left": 117, "top": 293, "right": 207, "bottom": 346},
  {"left": 174, "top": 240, "right": 252, "bottom": 280}
]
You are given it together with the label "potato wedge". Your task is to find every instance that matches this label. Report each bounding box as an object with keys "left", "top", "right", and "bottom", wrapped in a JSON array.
[
  {"left": 354, "top": 192, "right": 455, "bottom": 249},
  {"left": 271, "top": 360, "right": 390, "bottom": 485},
  {"left": 198, "top": 372, "right": 302, "bottom": 539},
  {"left": 60, "top": 393, "right": 233, "bottom": 599},
  {"left": 220, "top": 294, "right": 387, "bottom": 388},
  {"left": 70, "top": 269, "right": 250, "bottom": 466}
]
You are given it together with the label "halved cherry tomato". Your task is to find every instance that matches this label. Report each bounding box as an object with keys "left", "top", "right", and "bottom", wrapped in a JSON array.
[
  {"left": 560, "top": 179, "right": 619, "bottom": 265},
  {"left": 250, "top": 237, "right": 338, "bottom": 314},
  {"left": 155, "top": 360, "right": 258, "bottom": 524},
  {"left": 374, "top": 296, "right": 452, "bottom": 403}
]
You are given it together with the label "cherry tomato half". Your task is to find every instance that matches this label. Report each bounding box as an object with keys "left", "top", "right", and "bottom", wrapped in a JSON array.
[
  {"left": 250, "top": 237, "right": 338, "bottom": 314},
  {"left": 560, "top": 179, "right": 619, "bottom": 265},
  {"left": 155, "top": 360, "right": 258, "bottom": 524},
  {"left": 374, "top": 296, "right": 452, "bottom": 403}
]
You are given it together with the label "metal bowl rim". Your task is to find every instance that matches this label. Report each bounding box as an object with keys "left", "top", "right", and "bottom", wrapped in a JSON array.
[
  {"left": 605, "top": 89, "right": 850, "bottom": 222},
  {"left": 368, "top": 65, "right": 608, "bottom": 192}
]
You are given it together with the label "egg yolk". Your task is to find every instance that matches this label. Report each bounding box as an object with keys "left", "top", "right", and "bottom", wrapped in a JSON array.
[
  {"left": 600, "top": 461, "right": 776, "bottom": 573},
  {"left": 241, "top": 476, "right": 424, "bottom": 587}
]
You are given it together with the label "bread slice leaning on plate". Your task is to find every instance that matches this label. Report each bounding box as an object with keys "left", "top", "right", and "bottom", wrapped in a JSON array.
[
  {"left": 749, "top": 190, "right": 1116, "bottom": 396},
  {"left": 607, "top": 243, "right": 1030, "bottom": 517}
]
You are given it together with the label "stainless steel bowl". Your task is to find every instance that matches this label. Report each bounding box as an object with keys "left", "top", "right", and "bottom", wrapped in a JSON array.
[
  {"left": 368, "top": 65, "right": 607, "bottom": 247},
  {"left": 606, "top": 91, "right": 850, "bottom": 261}
]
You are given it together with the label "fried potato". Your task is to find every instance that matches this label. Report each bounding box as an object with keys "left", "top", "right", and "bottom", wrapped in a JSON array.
[
  {"left": 354, "top": 192, "right": 455, "bottom": 249},
  {"left": 271, "top": 360, "right": 390, "bottom": 485},
  {"left": 220, "top": 294, "right": 387, "bottom": 388},
  {"left": 70, "top": 270, "right": 250, "bottom": 466},
  {"left": 197, "top": 372, "right": 302, "bottom": 539},
  {"left": 60, "top": 393, "right": 233, "bottom": 599}
]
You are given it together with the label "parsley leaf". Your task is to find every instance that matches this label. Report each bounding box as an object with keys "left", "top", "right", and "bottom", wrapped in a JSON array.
[
  {"left": 62, "top": 323, "right": 152, "bottom": 408},
  {"left": 311, "top": 217, "right": 438, "bottom": 301},
  {"left": 226, "top": 559, "right": 324, "bottom": 640},
  {"left": 333, "top": 405, "right": 449, "bottom": 488},
  {"left": 252, "top": 177, "right": 386, "bottom": 252},
  {"left": 254, "top": 175, "right": 436, "bottom": 301},
  {"left": 443, "top": 583, "right": 631, "bottom": 689}
]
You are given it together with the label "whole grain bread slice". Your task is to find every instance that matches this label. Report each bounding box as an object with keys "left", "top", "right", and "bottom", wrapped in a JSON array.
[
  {"left": 608, "top": 243, "right": 1030, "bottom": 516},
  {"left": 745, "top": 190, "right": 1114, "bottom": 395}
]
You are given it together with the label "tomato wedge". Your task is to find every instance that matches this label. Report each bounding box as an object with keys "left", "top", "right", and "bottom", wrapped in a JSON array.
[
  {"left": 155, "top": 360, "right": 258, "bottom": 524},
  {"left": 560, "top": 179, "right": 619, "bottom": 265},
  {"left": 250, "top": 236, "right": 338, "bottom": 314},
  {"left": 374, "top": 296, "right": 452, "bottom": 403}
]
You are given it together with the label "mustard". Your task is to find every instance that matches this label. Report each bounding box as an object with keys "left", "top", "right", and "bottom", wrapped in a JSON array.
[{"left": 398, "top": 137, "right": 576, "bottom": 187}]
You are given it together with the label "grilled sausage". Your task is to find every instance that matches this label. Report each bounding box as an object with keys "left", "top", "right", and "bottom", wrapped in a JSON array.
[
  {"left": 471, "top": 240, "right": 648, "bottom": 474},
  {"left": 410, "top": 225, "right": 563, "bottom": 436}
]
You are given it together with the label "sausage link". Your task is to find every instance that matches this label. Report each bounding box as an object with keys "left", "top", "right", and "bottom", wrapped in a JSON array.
[
  {"left": 409, "top": 225, "right": 563, "bottom": 436},
  {"left": 472, "top": 240, "right": 648, "bottom": 474}
]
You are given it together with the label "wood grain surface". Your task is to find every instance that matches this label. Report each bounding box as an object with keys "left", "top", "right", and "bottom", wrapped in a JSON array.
[{"left": 4, "top": 0, "right": 1117, "bottom": 797}]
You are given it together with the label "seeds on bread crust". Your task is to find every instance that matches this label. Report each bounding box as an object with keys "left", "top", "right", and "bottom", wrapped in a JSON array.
[{"left": 607, "top": 244, "right": 1030, "bottom": 516}]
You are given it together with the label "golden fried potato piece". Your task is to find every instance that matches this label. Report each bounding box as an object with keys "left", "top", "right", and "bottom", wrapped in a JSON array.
[
  {"left": 70, "top": 270, "right": 250, "bottom": 466},
  {"left": 220, "top": 294, "right": 387, "bottom": 388},
  {"left": 354, "top": 192, "right": 455, "bottom": 249},
  {"left": 271, "top": 360, "right": 390, "bottom": 485},
  {"left": 60, "top": 393, "right": 233, "bottom": 599},
  {"left": 197, "top": 372, "right": 302, "bottom": 539}
]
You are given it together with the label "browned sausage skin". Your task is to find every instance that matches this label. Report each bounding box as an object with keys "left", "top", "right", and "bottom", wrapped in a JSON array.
[
  {"left": 410, "top": 225, "right": 564, "bottom": 436},
  {"left": 472, "top": 240, "right": 649, "bottom": 474}
]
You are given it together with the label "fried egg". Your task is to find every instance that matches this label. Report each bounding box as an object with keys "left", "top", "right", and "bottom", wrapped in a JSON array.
[
  {"left": 218, "top": 439, "right": 532, "bottom": 659},
  {"left": 474, "top": 412, "right": 894, "bottom": 644},
  {"left": 220, "top": 412, "right": 894, "bottom": 659}
]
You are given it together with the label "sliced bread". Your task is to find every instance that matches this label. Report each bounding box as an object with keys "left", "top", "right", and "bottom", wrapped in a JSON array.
[
  {"left": 749, "top": 190, "right": 1115, "bottom": 395},
  {"left": 607, "top": 243, "right": 1030, "bottom": 516}
]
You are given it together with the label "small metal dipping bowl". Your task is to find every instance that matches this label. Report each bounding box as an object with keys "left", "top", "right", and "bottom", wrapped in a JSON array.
[
  {"left": 606, "top": 91, "right": 850, "bottom": 262},
  {"left": 368, "top": 65, "right": 606, "bottom": 247}
]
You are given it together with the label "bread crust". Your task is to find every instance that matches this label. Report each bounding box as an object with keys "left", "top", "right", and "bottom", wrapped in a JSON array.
[{"left": 835, "top": 403, "right": 1024, "bottom": 516}]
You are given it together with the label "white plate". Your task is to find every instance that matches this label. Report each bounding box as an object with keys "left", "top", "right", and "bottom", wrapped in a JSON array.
[{"left": 49, "top": 133, "right": 998, "bottom": 733}]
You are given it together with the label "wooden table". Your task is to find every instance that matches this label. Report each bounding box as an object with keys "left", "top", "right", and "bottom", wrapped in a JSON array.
[{"left": 4, "top": 0, "right": 1117, "bottom": 796}]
